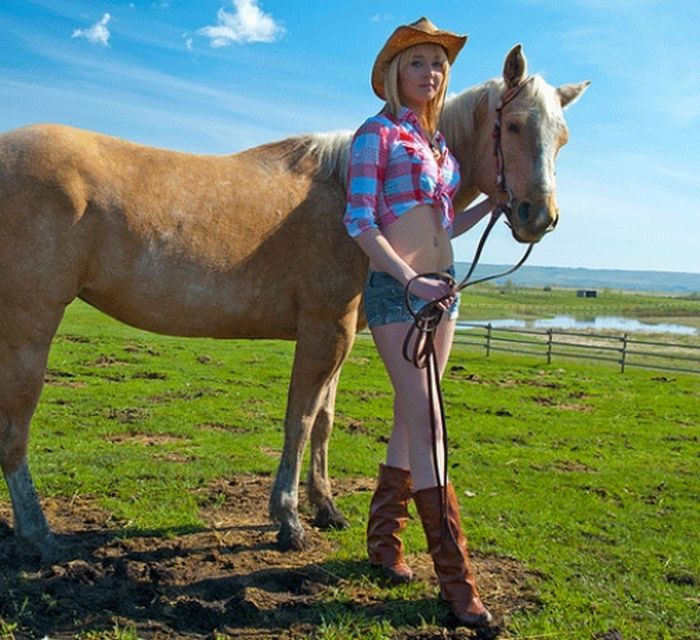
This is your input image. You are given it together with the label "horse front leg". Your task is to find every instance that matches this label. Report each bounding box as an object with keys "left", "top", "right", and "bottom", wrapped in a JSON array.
[
  {"left": 269, "top": 317, "right": 355, "bottom": 551},
  {"left": 307, "top": 370, "right": 350, "bottom": 530},
  {"left": 1, "top": 337, "right": 64, "bottom": 562},
  {"left": 4, "top": 460, "right": 58, "bottom": 559}
]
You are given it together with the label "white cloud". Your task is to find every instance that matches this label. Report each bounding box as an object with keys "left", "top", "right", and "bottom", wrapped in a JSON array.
[
  {"left": 370, "top": 13, "right": 394, "bottom": 23},
  {"left": 198, "top": 0, "right": 284, "bottom": 47},
  {"left": 71, "top": 13, "right": 111, "bottom": 46}
]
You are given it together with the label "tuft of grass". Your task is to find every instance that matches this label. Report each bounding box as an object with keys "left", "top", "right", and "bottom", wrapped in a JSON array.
[
  {"left": 314, "top": 613, "right": 393, "bottom": 640},
  {"left": 0, "top": 619, "right": 17, "bottom": 640},
  {"left": 78, "top": 621, "right": 142, "bottom": 640}
]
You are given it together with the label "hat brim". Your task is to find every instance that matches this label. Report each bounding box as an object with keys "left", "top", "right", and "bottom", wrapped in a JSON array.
[{"left": 371, "top": 23, "right": 467, "bottom": 99}]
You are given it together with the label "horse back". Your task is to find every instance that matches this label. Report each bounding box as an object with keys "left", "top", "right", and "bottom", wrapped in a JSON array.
[{"left": 0, "top": 124, "right": 366, "bottom": 339}]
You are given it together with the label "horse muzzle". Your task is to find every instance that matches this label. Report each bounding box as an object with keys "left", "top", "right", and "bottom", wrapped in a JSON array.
[{"left": 504, "top": 197, "right": 559, "bottom": 244}]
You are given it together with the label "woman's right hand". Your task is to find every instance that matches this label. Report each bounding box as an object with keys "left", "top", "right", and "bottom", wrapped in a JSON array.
[{"left": 410, "top": 276, "right": 456, "bottom": 310}]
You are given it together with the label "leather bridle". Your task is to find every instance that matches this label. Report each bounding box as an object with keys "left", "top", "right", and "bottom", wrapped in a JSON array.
[{"left": 493, "top": 76, "right": 535, "bottom": 222}]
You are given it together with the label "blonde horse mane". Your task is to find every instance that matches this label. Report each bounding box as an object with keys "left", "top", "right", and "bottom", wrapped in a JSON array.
[
  {"left": 440, "top": 75, "right": 559, "bottom": 152},
  {"left": 277, "top": 131, "right": 354, "bottom": 187},
  {"left": 439, "top": 81, "right": 492, "bottom": 151}
]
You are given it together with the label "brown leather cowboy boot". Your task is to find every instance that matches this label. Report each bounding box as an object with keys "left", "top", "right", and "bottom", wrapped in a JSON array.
[
  {"left": 366, "top": 464, "right": 414, "bottom": 583},
  {"left": 413, "top": 483, "right": 493, "bottom": 628}
]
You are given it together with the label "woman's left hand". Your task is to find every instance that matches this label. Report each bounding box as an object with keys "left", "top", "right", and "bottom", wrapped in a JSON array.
[{"left": 410, "top": 276, "right": 456, "bottom": 310}]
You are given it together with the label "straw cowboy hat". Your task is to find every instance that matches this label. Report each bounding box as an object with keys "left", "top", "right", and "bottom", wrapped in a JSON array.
[{"left": 371, "top": 17, "right": 468, "bottom": 99}]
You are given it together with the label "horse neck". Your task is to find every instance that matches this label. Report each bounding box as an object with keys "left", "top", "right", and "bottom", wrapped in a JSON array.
[{"left": 440, "top": 79, "right": 499, "bottom": 211}]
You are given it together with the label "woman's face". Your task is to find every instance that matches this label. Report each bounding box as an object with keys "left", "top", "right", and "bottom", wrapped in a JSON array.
[{"left": 398, "top": 44, "right": 447, "bottom": 114}]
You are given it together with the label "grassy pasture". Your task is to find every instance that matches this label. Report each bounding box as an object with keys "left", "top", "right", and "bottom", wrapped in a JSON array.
[{"left": 0, "top": 295, "right": 698, "bottom": 639}]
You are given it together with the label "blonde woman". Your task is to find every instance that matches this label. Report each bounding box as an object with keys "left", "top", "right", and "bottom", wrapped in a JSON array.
[{"left": 343, "top": 17, "right": 494, "bottom": 628}]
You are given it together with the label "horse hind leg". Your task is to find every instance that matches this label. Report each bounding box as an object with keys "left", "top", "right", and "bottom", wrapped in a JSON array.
[
  {"left": 307, "top": 369, "right": 350, "bottom": 530},
  {"left": 270, "top": 317, "right": 355, "bottom": 550}
]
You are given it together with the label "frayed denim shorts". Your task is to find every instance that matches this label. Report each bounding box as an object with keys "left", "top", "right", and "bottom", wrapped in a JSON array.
[{"left": 363, "top": 265, "right": 460, "bottom": 329}]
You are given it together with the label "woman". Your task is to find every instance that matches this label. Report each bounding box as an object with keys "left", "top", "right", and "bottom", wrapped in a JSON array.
[{"left": 343, "top": 17, "right": 494, "bottom": 628}]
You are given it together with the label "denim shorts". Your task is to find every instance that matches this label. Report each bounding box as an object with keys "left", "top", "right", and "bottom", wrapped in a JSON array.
[{"left": 363, "top": 265, "right": 460, "bottom": 329}]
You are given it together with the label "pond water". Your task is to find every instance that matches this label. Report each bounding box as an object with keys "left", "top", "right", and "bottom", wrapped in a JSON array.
[{"left": 457, "top": 315, "right": 698, "bottom": 336}]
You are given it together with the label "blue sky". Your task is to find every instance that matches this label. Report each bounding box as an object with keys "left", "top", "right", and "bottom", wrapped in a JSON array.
[{"left": 1, "top": 0, "right": 698, "bottom": 273}]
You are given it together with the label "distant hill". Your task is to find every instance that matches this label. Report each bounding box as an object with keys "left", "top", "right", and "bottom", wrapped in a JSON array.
[{"left": 454, "top": 263, "right": 700, "bottom": 294}]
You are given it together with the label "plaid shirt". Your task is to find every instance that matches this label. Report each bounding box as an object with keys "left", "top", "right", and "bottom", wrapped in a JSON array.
[{"left": 343, "top": 106, "right": 461, "bottom": 238}]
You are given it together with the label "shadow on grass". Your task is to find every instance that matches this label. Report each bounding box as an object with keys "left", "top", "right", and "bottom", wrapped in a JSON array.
[{"left": 0, "top": 521, "right": 501, "bottom": 639}]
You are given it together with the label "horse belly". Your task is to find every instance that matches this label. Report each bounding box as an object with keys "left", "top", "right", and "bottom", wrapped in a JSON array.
[{"left": 79, "top": 256, "right": 298, "bottom": 340}]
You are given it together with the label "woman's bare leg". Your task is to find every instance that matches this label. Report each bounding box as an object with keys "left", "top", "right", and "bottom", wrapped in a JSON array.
[{"left": 372, "top": 317, "right": 456, "bottom": 490}]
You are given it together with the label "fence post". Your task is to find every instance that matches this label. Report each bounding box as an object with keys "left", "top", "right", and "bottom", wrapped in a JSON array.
[
  {"left": 547, "top": 329, "right": 553, "bottom": 364},
  {"left": 485, "top": 323, "right": 492, "bottom": 357},
  {"left": 620, "top": 333, "right": 628, "bottom": 373}
]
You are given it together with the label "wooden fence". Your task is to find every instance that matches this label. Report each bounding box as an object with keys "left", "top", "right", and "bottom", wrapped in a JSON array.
[{"left": 454, "top": 323, "right": 700, "bottom": 375}]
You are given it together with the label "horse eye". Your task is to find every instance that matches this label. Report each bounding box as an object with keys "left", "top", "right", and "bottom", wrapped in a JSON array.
[{"left": 507, "top": 122, "right": 520, "bottom": 134}]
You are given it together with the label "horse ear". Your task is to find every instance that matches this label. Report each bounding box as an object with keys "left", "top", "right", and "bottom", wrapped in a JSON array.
[
  {"left": 557, "top": 80, "right": 591, "bottom": 108},
  {"left": 503, "top": 44, "right": 527, "bottom": 88}
]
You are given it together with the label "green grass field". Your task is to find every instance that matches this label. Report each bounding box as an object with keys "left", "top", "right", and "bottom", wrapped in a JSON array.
[{"left": 1, "top": 294, "right": 698, "bottom": 640}]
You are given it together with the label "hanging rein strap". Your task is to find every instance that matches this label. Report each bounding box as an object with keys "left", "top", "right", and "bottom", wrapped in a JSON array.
[{"left": 402, "top": 77, "right": 535, "bottom": 538}]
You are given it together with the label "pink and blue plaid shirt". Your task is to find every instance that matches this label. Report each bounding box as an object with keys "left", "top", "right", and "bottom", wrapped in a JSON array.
[{"left": 343, "top": 106, "right": 461, "bottom": 238}]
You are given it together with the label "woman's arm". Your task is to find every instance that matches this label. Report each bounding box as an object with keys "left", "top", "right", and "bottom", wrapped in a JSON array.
[
  {"left": 452, "top": 197, "right": 494, "bottom": 238},
  {"left": 353, "top": 229, "right": 415, "bottom": 285}
]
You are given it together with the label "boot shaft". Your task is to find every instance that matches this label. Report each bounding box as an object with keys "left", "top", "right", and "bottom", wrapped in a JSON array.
[
  {"left": 413, "top": 484, "right": 479, "bottom": 599},
  {"left": 367, "top": 464, "right": 413, "bottom": 580}
]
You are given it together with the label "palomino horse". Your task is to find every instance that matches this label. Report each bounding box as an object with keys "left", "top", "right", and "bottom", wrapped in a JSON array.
[{"left": 0, "top": 45, "right": 588, "bottom": 560}]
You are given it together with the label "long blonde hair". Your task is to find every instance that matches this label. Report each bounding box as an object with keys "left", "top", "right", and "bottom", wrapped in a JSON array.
[{"left": 383, "top": 44, "right": 450, "bottom": 136}]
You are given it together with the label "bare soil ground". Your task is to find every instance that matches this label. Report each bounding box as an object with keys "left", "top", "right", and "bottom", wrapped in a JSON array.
[{"left": 0, "top": 476, "right": 540, "bottom": 639}]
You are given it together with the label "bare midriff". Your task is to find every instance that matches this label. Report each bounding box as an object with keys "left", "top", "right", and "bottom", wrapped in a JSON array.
[{"left": 369, "top": 204, "right": 453, "bottom": 275}]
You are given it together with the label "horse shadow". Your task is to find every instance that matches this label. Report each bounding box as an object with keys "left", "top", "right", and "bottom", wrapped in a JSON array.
[{"left": 0, "top": 520, "right": 500, "bottom": 639}]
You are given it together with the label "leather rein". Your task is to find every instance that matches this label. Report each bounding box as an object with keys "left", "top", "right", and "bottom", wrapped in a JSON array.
[{"left": 401, "top": 77, "right": 536, "bottom": 536}]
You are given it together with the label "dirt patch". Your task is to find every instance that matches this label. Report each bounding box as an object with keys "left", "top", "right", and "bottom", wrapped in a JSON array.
[
  {"left": 531, "top": 396, "right": 592, "bottom": 412},
  {"left": 0, "top": 476, "right": 540, "bottom": 639},
  {"left": 89, "top": 354, "right": 131, "bottom": 367},
  {"left": 44, "top": 369, "right": 87, "bottom": 389},
  {"left": 148, "top": 388, "right": 223, "bottom": 404},
  {"left": 123, "top": 343, "right": 161, "bottom": 356},
  {"left": 553, "top": 459, "right": 596, "bottom": 473},
  {"left": 105, "top": 432, "right": 187, "bottom": 446},
  {"left": 195, "top": 422, "right": 250, "bottom": 434},
  {"left": 105, "top": 408, "right": 152, "bottom": 424},
  {"left": 448, "top": 367, "right": 486, "bottom": 384}
]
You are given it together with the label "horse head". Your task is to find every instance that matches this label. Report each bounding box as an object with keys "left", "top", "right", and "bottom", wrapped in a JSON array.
[{"left": 474, "top": 45, "right": 590, "bottom": 244}]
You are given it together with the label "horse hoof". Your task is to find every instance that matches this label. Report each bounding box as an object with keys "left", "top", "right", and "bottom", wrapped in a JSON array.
[
  {"left": 20, "top": 533, "right": 68, "bottom": 564},
  {"left": 41, "top": 545, "right": 69, "bottom": 565},
  {"left": 313, "top": 506, "right": 350, "bottom": 530},
  {"left": 276, "top": 521, "right": 307, "bottom": 551}
]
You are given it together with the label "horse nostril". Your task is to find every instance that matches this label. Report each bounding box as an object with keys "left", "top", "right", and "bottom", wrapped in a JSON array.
[{"left": 517, "top": 201, "right": 530, "bottom": 223}]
